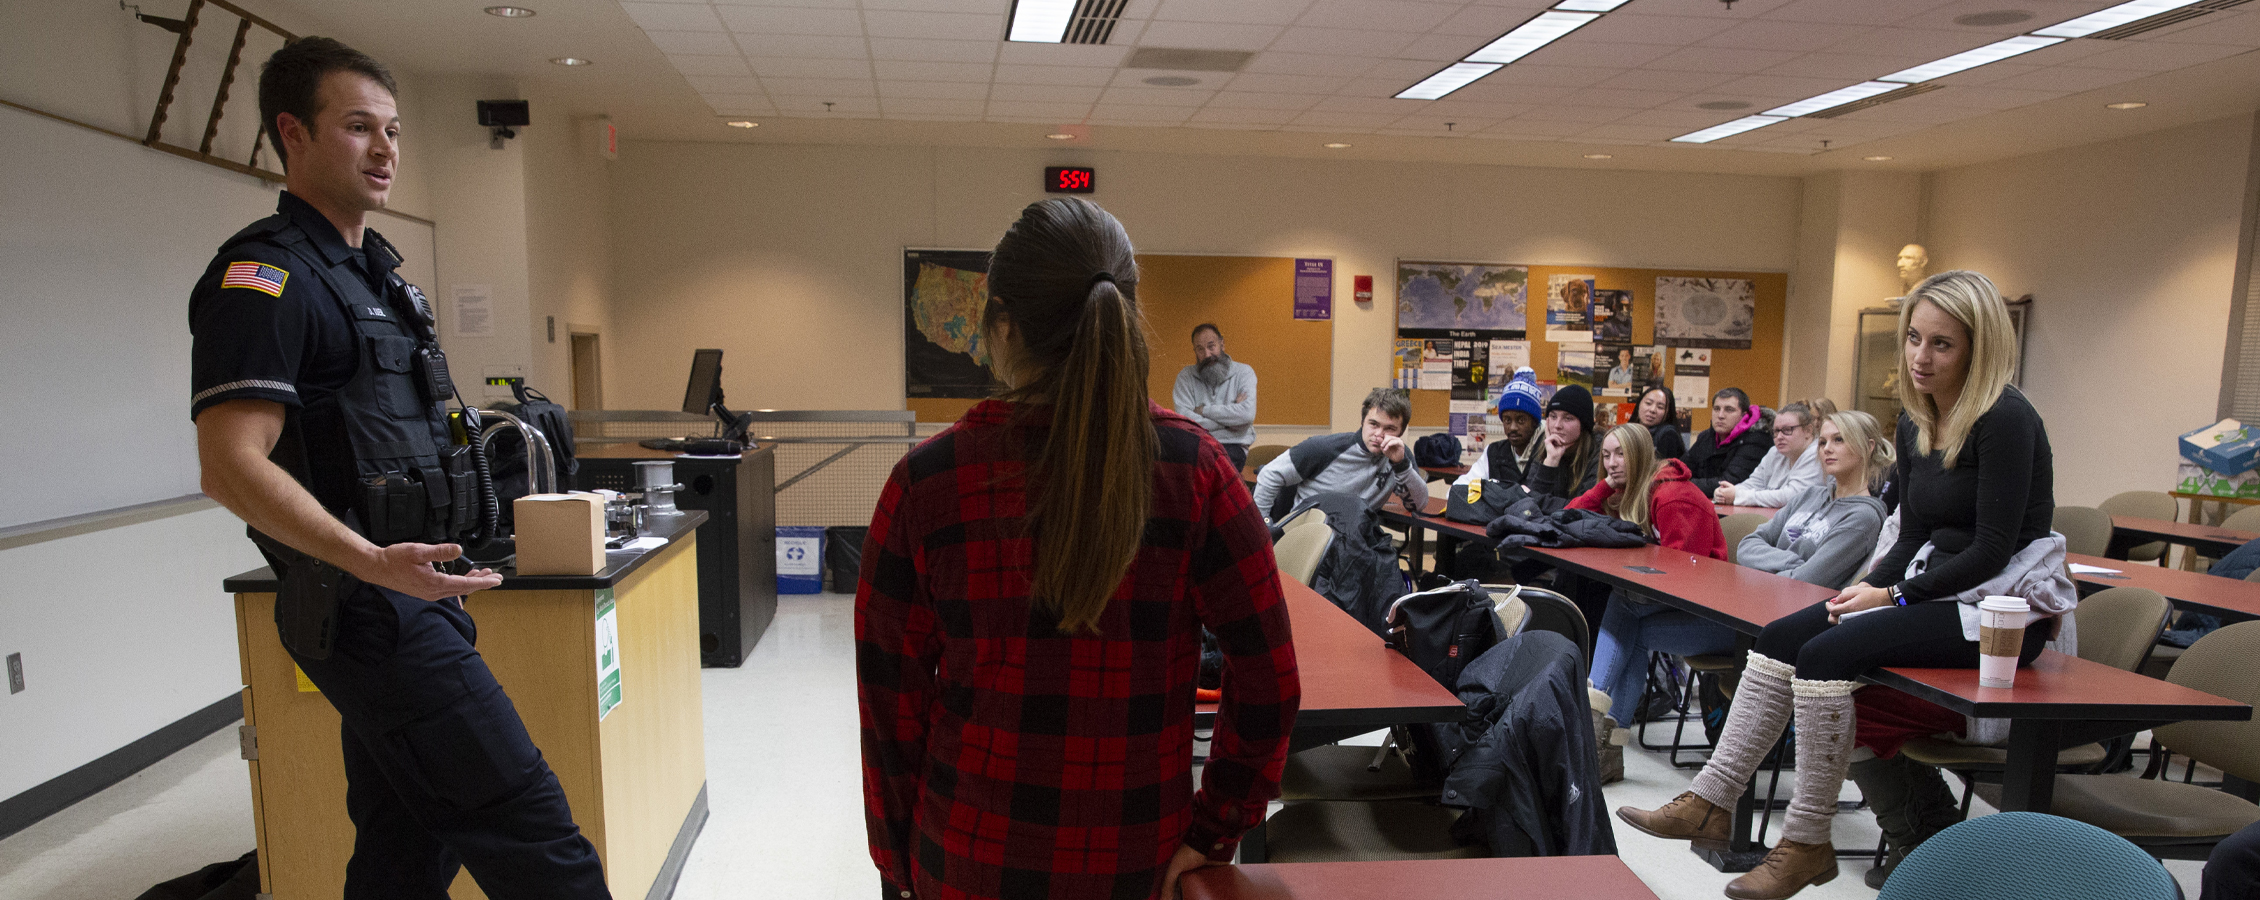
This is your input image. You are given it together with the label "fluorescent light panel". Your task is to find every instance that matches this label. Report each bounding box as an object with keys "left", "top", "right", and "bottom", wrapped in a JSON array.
[
  {"left": 1877, "top": 35, "right": 2062, "bottom": 83},
  {"left": 1552, "top": 0, "right": 1631, "bottom": 11},
  {"left": 1465, "top": 11, "right": 1600, "bottom": 64},
  {"left": 1396, "top": 62, "right": 1503, "bottom": 100},
  {"left": 1762, "top": 81, "right": 1900, "bottom": 118},
  {"left": 1007, "top": 0, "right": 1076, "bottom": 43},
  {"left": 2033, "top": 0, "right": 2207, "bottom": 37},
  {"left": 1670, "top": 115, "right": 1786, "bottom": 143}
]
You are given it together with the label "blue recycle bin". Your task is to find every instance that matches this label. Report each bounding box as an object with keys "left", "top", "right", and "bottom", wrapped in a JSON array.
[{"left": 776, "top": 526, "right": 825, "bottom": 594}]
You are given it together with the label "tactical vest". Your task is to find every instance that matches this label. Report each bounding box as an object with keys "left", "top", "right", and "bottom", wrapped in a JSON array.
[{"left": 220, "top": 215, "right": 479, "bottom": 547}]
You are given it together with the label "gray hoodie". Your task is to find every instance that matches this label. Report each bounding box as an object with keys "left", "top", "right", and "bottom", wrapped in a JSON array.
[
  {"left": 1735, "top": 484, "right": 1886, "bottom": 589},
  {"left": 1172, "top": 359, "right": 1257, "bottom": 448},
  {"left": 1251, "top": 433, "right": 1428, "bottom": 522}
]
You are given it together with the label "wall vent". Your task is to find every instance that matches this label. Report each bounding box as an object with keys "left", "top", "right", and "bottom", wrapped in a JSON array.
[
  {"left": 1124, "top": 48, "right": 1256, "bottom": 72},
  {"left": 1805, "top": 83, "right": 1946, "bottom": 119},
  {"left": 2089, "top": 0, "right": 2253, "bottom": 39}
]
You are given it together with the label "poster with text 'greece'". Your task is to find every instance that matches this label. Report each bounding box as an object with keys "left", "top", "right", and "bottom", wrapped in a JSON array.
[{"left": 1395, "top": 261, "right": 1527, "bottom": 339}]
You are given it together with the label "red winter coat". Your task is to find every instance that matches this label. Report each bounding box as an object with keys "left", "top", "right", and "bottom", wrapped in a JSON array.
[{"left": 1568, "top": 458, "right": 1729, "bottom": 560}]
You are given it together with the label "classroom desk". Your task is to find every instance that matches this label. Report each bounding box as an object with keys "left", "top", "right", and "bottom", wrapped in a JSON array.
[
  {"left": 1418, "top": 464, "right": 1469, "bottom": 482},
  {"left": 1873, "top": 651, "right": 2250, "bottom": 814},
  {"left": 2108, "top": 515, "right": 2255, "bottom": 562},
  {"left": 1380, "top": 496, "right": 1489, "bottom": 582},
  {"left": 1715, "top": 503, "right": 1780, "bottom": 520},
  {"left": 2068, "top": 552, "right": 2260, "bottom": 622},
  {"left": 1181, "top": 855, "right": 1661, "bottom": 900}
]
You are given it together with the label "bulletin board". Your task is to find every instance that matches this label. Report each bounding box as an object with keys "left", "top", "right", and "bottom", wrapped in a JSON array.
[
  {"left": 906, "top": 254, "right": 1333, "bottom": 424},
  {"left": 1406, "top": 265, "right": 1787, "bottom": 432}
]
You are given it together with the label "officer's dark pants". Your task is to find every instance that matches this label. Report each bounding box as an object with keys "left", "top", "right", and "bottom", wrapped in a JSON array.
[{"left": 285, "top": 579, "right": 612, "bottom": 900}]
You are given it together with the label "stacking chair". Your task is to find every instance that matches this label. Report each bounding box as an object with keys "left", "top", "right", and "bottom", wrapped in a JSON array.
[
  {"left": 1977, "top": 621, "right": 2260, "bottom": 860},
  {"left": 2098, "top": 490, "right": 2178, "bottom": 563},
  {"left": 2224, "top": 504, "right": 2260, "bottom": 533},
  {"left": 1899, "top": 587, "right": 2172, "bottom": 813},
  {"left": 1721, "top": 512, "right": 1769, "bottom": 559},
  {"left": 1877, "top": 812, "right": 2179, "bottom": 900},
  {"left": 1244, "top": 444, "right": 1290, "bottom": 479},
  {"left": 2053, "top": 505, "right": 2116, "bottom": 558},
  {"left": 1273, "top": 512, "right": 1334, "bottom": 587}
]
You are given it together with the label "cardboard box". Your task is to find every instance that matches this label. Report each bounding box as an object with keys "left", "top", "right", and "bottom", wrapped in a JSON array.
[
  {"left": 2178, "top": 418, "right": 2260, "bottom": 476},
  {"left": 514, "top": 493, "right": 606, "bottom": 575},
  {"left": 2176, "top": 462, "right": 2260, "bottom": 499}
]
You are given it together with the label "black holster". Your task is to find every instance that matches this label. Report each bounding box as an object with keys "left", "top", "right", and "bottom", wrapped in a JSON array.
[{"left": 256, "top": 532, "right": 358, "bottom": 661}]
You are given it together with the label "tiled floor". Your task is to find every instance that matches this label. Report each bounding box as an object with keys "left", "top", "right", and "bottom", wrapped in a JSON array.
[{"left": 0, "top": 591, "right": 2213, "bottom": 899}]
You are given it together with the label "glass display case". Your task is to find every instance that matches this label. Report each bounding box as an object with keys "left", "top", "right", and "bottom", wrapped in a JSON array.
[{"left": 1853, "top": 297, "right": 2029, "bottom": 428}]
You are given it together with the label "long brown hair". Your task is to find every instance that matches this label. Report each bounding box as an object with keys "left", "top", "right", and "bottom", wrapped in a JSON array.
[{"left": 983, "top": 198, "right": 1155, "bottom": 634}]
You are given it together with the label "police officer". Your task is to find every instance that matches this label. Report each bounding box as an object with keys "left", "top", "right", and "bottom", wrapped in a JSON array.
[{"left": 190, "top": 38, "right": 610, "bottom": 899}]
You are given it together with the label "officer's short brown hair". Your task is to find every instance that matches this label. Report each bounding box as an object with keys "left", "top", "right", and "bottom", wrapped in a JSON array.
[{"left": 258, "top": 37, "right": 397, "bottom": 168}]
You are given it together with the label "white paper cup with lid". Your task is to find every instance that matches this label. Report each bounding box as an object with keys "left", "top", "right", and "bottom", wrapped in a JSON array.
[{"left": 1976, "top": 596, "right": 2034, "bottom": 688}]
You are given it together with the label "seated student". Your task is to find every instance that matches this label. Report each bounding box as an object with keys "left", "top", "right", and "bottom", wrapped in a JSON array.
[
  {"left": 2208, "top": 819, "right": 2260, "bottom": 900},
  {"left": 1529, "top": 384, "right": 1602, "bottom": 502},
  {"left": 1454, "top": 367, "right": 1544, "bottom": 489},
  {"left": 1636, "top": 382, "right": 1687, "bottom": 461},
  {"left": 1253, "top": 387, "right": 1428, "bottom": 523},
  {"left": 1561, "top": 423, "right": 1727, "bottom": 633},
  {"left": 1684, "top": 387, "right": 1772, "bottom": 497},
  {"left": 1591, "top": 410, "right": 1896, "bottom": 721},
  {"left": 1714, "top": 399, "right": 1832, "bottom": 509}
]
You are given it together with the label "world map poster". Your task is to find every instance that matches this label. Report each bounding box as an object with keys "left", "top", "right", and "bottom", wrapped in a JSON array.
[
  {"left": 903, "top": 249, "right": 1000, "bottom": 399},
  {"left": 1395, "top": 260, "right": 1528, "bottom": 339}
]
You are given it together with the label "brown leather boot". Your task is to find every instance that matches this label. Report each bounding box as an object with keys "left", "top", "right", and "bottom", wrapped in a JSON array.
[
  {"left": 1616, "top": 791, "right": 1731, "bottom": 849},
  {"left": 1724, "top": 838, "right": 1839, "bottom": 900}
]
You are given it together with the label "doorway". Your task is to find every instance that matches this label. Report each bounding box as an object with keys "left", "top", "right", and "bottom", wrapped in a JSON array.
[{"left": 569, "top": 331, "right": 603, "bottom": 410}]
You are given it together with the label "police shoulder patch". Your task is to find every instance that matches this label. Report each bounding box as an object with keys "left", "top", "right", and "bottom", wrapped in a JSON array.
[{"left": 221, "top": 261, "right": 290, "bottom": 298}]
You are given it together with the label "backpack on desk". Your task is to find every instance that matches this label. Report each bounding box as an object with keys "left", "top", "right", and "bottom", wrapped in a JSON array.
[{"left": 1414, "top": 433, "right": 1461, "bottom": 468}]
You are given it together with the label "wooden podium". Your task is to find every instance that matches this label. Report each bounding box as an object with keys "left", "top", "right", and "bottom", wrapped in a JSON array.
[{"left": 225, "top": 512, "right": 710, "bottom": 899}]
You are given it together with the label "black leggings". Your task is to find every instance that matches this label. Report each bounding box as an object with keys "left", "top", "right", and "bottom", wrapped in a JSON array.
[{"left": 1753, "top": 599, "right": 2049, "bottom": 682}]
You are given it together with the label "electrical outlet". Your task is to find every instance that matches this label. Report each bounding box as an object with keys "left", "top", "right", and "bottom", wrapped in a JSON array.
[{"left": 6, "top": 653, "right": 22, "bottom": 694}]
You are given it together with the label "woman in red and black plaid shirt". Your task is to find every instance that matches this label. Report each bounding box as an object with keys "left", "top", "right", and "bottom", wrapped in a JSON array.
[{"left": 857, "top": 198, "right": 1301, "bottom": 900}]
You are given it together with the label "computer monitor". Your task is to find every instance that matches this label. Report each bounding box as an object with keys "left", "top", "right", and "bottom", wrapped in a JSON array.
[{"left": 682, "top": 349, "right": 724, "bottom": 416}]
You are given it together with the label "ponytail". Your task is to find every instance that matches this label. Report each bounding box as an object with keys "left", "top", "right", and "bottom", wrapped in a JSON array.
[{"left": 988, "top": 198, "right": 1155, "bottom": 635}]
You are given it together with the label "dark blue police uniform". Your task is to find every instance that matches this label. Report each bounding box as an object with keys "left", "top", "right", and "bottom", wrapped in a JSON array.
[{"left": 190, "top": 191, "right": 611, "bottom": 900}]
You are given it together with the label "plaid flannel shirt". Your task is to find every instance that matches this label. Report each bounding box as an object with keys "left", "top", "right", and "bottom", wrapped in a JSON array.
[{"left": 857, "top": 399, "right": 1299, "bottom": 900}]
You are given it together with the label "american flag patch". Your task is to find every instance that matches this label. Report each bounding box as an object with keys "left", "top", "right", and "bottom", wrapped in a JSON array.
[{"left": 221, "top": 261, "right": 289, "bottom": 297}]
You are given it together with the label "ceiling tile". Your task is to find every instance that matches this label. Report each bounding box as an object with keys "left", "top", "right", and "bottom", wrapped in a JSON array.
[
  {"left": 668, "top": 54, "right": 753, "bottom": 77},
  {"left": 1768, "top": 0, "right": 1955, "bottom": 26},
  {"left": 1576, "top": 122, "right": 1685, "bottom": 142},
  {"left": 1107, "top": 68, "right": 1229, "bottom": 87},
  {"left": 1394, "top": 33, "right": 1496, "bottom": 62},
  {"left": 750, "top": 57, "right": 874, "bottom": 78},
  {"left": 1593, "top": 68, "right": 1736, "bottom": 92},
  {"left": 1433, "top": 4, "right": 1551, "bottom": 37},
  {"left": 1903, "top": 0, "right": 2104, "bottom": 33},
  {"left": 995, "top": 43, "right": 1131, "bottom": 66},
  {"left": 1290, "top": 110, "right": 1406, "bottom": 128},
  {"left": 1759, "top": 52, "right": 1927, "bottom": 80},
  {"left": 2073, "top": 40, "right": 2254, "bottom": 72},
  {"left": 1086, "top": 105, "right": 1198, "bottom": 123},
  {"left": 866, "top": 38, "right": 1000, "bottom": 63},
  {"left": 878, "top": 98, "right": 988, "bottom": 116},
  {"left": 1512, "top": 104, "right": 1631, "bottom": 124},
  {"left": 1420, "top": 99, "right": 1536, "bottom": 119},
  {"left": 1911, "top": 84, "right": 2071, "bottom": 110},
  {"left": 1479, "top": 119, "right": 1592, "bottom": 137},
  {"left": 698, "top": 94, "right": 776, "bottom": 115},
  {"left": 771, "top": 96, "right": 880, "bottom": 114},
  {"left": 1826, "top": 27, "right": 1988, "bottom": 59},
  {"left": 1707, "top": 73, "right": 1869, "bottom": 100},
  {"left": 620, "top": 2, "right": 726, "bottom": 32},
  {"left": 1521, "top": 40, "right": 1678, "bottom": 68},
  {"left": 1134, "top": 21, "right": 1284, "bottom": 51},
  {"left": 1968, "top": 65, "right": 2145, "bottom": 93},
  {"left": 761, "top": 76, "right": 878, "bottom": 96},
  {"left": 994, "top": 64, "right": 1119, "bottom": 86},
  {"left": 1384, "top": 116, "right": 1500, "bottom": 134},
  {"left": 1479, "top": 64, "right": 1617, "bottom": 88},
  {"left": 1340, "top": 75, "right": 1433, "bottom": 97},
  {"left": 871, "top": 60, "right": 994, "bottom": 82},
  {"left": 1151, "top": 0, "right": 1316, "bottom": 25},
  {"left": 985, "top": 100, "right": 1100, "bottom": 118},
  {"left": 711, "top": 0, "right": 856, "bottom": 7},
  {"left": 1102, "top": 85, "right": 1217, "bottom": 105},
  {"left": 1245, "top": 52, "right": 1387, "bottom": 76},
  {"left": 878, "top": 80, "right": 992, "bottom": 99},
  {"left": 1203, "top": 91, "right": 1323, "bottom": 110},
  {"left": 989, "top": 83, "right": 1103, "bottom": 103},
  {"left": 1830, "top": 100, "right": 1992, "bottom": 124},
  {"left": 1559, "top": 86, "right": 1688, "bottom": 109},
  {"left": 1307, "top": 94, "right": 1424, "bottom": 113},
  {"left": 1698, "top": 19, "right": 1874, "bottom": 52},
  {"left": 1574, "top": 15, "right": 1739, "bottom": 46},
  {"left": 1264, "top": 27, "right": 1420, "bottom": 56},
  {"left": 1296, "top": 0, "right": 1462, "bottom": 33},
  {"left": 715, "top": 6, "right": 864, "bottom": 35},
  {"left": 863, "top": 0, "right": 1008, "bottom": 10},
  {"left": 1226, "top": 72, "right": 1355, "bottom": 93},
  {"left": 1611, "top": 108, "right": 1745, "bottom": 127},
  {"left": 687, "top": 75, "right": 765, "bottom": 94},
  {"left": 1187, "top": 107, "right": 1308, "bottom": 125},
  {"left": 1360, "top": 58, "right": 1454, "bottom": 79},
  {"left": 643, "top": 31, "right": 741, "bottom": 56},
  {"left": 2151, "top": 9, "right": 2260, "bottom": 45},
  {"left": 1447, "top": 82, "right": 1577, "bottom": 104},
  {"left": 735, "top": 34, "right": 870, "bottom": 59},
  {"left": 1646, "top": 46, "right": 1803, "bottom": 74},
  {"left": 862, "top": 11, "right": 1007, "bottom": 41}
]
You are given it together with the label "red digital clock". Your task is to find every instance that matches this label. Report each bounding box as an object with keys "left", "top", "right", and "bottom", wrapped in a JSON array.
[{"left": 1045, "top": 166, "right": 1095, "bottom": 194}]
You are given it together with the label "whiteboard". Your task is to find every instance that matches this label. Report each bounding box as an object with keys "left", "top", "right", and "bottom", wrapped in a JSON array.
[{"left": 0, "top": 106, "right": 436, "bottom": 529}]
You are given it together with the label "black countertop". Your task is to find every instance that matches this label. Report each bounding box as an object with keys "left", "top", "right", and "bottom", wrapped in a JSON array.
[{"left": 223, "top": 509, "right": 708, "bottom": 593}]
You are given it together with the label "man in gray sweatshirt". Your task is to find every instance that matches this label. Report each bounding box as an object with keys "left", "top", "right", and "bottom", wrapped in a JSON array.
[
  {"left": 1173, "top": 323, "right": 1258, "bottom": 471},
  {"left": 1253, "top": 388, "right": 1429, "bottom": 524}
]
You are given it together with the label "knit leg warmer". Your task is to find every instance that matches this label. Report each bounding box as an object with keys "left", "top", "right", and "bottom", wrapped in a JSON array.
[
  {"left": 1780, "top": 678, "right": 1860, "bottom": 846},
  {"left": 1690, "top": 650, "right": 1797, "bottom": 810}
]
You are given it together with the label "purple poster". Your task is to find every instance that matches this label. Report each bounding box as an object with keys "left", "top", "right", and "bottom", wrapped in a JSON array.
[{"left": 1293, "top": 258, "right": 1332, "bottom": 321}]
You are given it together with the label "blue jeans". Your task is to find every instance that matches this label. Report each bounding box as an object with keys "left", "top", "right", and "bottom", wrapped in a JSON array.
[{"left": 1590, "top": 591, "right": 1739, "bottom": 722}]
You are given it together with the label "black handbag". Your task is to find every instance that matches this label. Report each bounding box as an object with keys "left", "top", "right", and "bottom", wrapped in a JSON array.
[{"left": 1445, "top": 478, "right": 1529, "bottom": 525}]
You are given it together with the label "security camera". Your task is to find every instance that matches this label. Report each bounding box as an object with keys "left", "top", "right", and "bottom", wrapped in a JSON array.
[{"left": 478, "top": 100, "right": 530, "bottom": 149}]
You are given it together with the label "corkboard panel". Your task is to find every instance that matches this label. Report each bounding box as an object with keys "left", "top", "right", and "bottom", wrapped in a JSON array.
[
  {"left": 1406, "top": 266, "right": 1786, "bottom": 433},
  {"left": 909, "top": 254, "right": 1333, "bottom": 425}
]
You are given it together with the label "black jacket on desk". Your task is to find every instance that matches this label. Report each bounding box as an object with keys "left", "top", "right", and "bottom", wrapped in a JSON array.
[
  {"left": 1683, "top": 423, "right": 1771, "bottom": 497},
  {"left": 1865, "top": 387, "right": 2054, "bottom": 603},
  {"left": 1439, "top": 630, "right": 1617, "bottom": 857}
]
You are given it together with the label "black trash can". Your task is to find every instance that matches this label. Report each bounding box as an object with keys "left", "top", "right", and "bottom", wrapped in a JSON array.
[{"left": 825, "top": 526, "right": 870, "bottom": 593}]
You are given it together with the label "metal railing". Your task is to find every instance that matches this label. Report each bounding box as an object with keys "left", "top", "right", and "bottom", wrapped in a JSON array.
[{"left": 565, "top": 409, "right": 919, "bottom": 527}]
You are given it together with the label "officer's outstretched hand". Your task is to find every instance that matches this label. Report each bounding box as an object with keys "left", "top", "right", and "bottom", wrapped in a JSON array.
[{"left": 360, "top": 542, "right": 504, "bottom": 602}]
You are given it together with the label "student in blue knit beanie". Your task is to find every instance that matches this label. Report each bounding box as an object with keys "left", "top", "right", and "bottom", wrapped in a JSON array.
[{"left": 1454, "top": 367, "right": 1546, "bottom": 490}]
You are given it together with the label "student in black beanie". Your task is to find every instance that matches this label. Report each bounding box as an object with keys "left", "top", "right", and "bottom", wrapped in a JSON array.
[{"left": 1529, "top": 385, "right": 1600, "bottom": 500}]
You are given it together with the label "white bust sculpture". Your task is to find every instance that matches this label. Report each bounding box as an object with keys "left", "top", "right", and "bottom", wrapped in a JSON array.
[{"left": 1896, "top": 243, "right": 1929, "bottom": 294}]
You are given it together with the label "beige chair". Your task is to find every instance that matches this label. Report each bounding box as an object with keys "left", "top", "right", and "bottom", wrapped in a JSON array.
[
  {"left": 1978, "top": 621, "right": 2260, "bottom": 860},
  {"left": 2054, "top": 505, "right": 2116, "bottom": 558},
  {"left": 2223, "top": 504, "right": 2260, "bottom": 532},
  {"left": 1902, "top": 588, "right": 2173, "bottom": 805},
  {"left": 1244, "top": 444, "right": 1291, "bottom": 478},
  {"left": 2099, "top": 491, "right": 2179, "bottom": 563},
  {"left": 1274, "top": 516, "right": 1334, "bottom": 586},
  {"left": 1721, "top": 512, "right": 1769, "bottom": 563}
]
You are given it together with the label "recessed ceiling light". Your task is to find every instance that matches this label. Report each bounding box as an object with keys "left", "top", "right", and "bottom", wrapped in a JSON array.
[
  {"left": 1465, "top": 11, "right": 1600, "bottom": 64},
  {"left": 1582, "top": 153, "right": 1613, "bottom": 159},
  {"left": 1878, "top": 35, "right": 2060, "bottom": 83},
  {"left": 726, "top": 121, "right": 757, "bottom": 128},
  {"left": 1864, "top": 155, "right": 1892, "bottom": 161},
  {"left": 1323, "top": 142, "right": 1351, "bottom": 149},
  {"left": 2034, "top": 0, "right": 2206, "bottom": 38},
  {"left": 1046, "top": 132, "right": 1075, "bottom": 140},
  {"left": 1007, "top": 0, "right": 1077, "bottom": 43},
  {"left": 2106, "top": 101, "right": 2148, "bottom": 110},
  {"left": 1671, "top": 115, "right": 1786, "bottom": 144},
  {"left": 483, "top": 6, "right": 536, "bottom": 17},
  {"left": 1764, "top": 81, "right": 1901, "bottom": 118},
  {"left": 1142, "top": 75, "right": 1200, "bottom": 87},
  {"left": 550, "top": 57, "right": 592, "bottom": 66},
  {"left": 1953, "top": 10, "right": 2033, "bottom": 27},
  {"left": 1396, "top": 62, "right": 1502, "bottom": 100}
]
